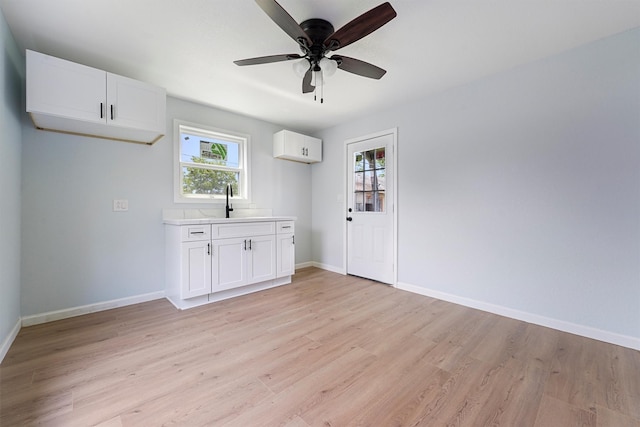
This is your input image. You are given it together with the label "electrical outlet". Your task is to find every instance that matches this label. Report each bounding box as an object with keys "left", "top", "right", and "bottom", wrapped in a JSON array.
[{"left": 113, "top": 199, "right": 129, "bottom": 212}]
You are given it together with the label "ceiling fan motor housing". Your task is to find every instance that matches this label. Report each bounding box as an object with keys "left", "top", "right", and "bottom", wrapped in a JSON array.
[{"left": 299, "top": 19, "right": 335, "bottom": 68}]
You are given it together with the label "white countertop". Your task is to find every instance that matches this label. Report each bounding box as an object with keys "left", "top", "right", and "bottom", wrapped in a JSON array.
[{"left": 163, "top": 216, "right": 296, "bottom": 226}]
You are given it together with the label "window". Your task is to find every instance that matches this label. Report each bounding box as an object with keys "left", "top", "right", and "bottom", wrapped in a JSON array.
[
  {"left": 353, "top": 147, "right": 386, "bottom": 212},
  {"left": 174, "top": 120, "right": 250, "bottom": 203}
]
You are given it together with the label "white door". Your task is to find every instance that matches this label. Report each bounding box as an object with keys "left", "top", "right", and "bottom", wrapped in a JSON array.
[{"left": 346, "top": 131, "right": 395, "bottom": 284}]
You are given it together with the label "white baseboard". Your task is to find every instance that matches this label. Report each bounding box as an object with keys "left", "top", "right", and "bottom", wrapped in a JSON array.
[
  {"left": 0, "top": 318, "right": 21, "bottom": 364},
  {"left": 397, "top": 281, "right": 640, "bottom": 351},
  {"left": 295, "top": 261, "right": 315, "bottom": 269},
  {"left": 310, "top": 261, "right": 346, "bottom": 275},
  {"left": 21, "top": 291, "right": 166, "bottom": 327}
]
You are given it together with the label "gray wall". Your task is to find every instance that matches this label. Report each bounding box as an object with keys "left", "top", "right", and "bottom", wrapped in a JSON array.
[
  {"left": 0, "top": 8, "right": 22, "bottom": 356},
  {"left": 20, "top": 96, "right": 312, "bottom": 317},
  {"left": 313, "top": 29, "right": 640, "bottom": 341}
]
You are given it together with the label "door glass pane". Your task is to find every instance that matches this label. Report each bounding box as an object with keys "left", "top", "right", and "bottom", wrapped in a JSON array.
[
  {"left": 364, "top": 170, "right": 374, "bottom": 191},
  {"left": 364, "top": 150, "right": 375, "bottom": 170},
  {"left": 354, "top": 152, "right": 364, "bottom": 172},
  {"left": 364, "top": 192, "right": 374, "bottom": 211},
  {"left": 352, "top": 146, "right": 386, "bottom": 213},
  {"left": 354, "top": 191, "right": 364, "bottom": 212},
  {"left": 376, "top": 170, "right": 386, "bottom": 191},
  {"left": 376, "top": 192, "right": 385, "bottom": 211},
  {"left": 375, "top": 148, "right": 385, "bottom": 169},
  {"left": 355, "top": 171, "right": 364, "bottom": 191},
  {"left": 352, "top": 147, "right": 386, "bottom": 213}
]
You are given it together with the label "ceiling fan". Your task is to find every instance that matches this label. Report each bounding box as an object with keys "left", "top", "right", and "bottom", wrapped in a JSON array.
[{"left": 234, "top": 0, "right": 397, "bottom": 102}]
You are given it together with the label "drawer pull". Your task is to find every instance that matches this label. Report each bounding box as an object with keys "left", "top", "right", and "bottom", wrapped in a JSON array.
[
  {"left": 282, "top": 225, "right": 291, "bottom": 229},
  {"left": 190, "top": 231, "right": 205, "bottom": 235}
]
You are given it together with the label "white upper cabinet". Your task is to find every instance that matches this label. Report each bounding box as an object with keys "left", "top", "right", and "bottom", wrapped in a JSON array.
[
  {"left": 273, "top": 130, "right": 322, "bottom": 163},
  {"left": 26, "top": 49, "right": 166, "bottom": 145}
]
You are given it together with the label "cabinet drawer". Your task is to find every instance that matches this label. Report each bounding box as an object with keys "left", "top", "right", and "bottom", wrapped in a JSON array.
[
  {"left": 212, "top": 221, "right": 275, "bottom": 239},
  {"left": 277, "top": 221, "right": 295, "bottom": 234},
  {"left": 181, "top": 225, "right": 211, "bottom": 242}
]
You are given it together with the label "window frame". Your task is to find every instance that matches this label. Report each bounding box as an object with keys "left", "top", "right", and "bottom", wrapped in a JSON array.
[{"left": 173, "top": 119, "right": 251, "bottom": 204}]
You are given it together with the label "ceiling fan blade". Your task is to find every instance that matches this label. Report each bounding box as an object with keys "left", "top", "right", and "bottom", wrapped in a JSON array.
[
  {"left": 302, "top": 68, "right": 314, "bottom": 93},
  {"left": 334, "top": 56, "right": 387, "bottom": 79},
  {"left": 234, "top": 53, "right": 302, "bottom": 66},
  {"left": 324, "top": 2, "right": 397, "bottom": 51},
  {"left": 255, "top": 0, "right": 312, "bottom": 46}
]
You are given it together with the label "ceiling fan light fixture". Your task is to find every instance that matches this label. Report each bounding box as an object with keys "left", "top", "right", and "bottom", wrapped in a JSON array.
[
  {"left": 319, "top": 57, "right": 337, "bottom": 77},
  {"left": 292, "top": 58, "right": 310, "bottom": 78}
]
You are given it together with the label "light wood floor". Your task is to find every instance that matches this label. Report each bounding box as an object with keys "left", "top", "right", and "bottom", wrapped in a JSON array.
[{"left": 1, "top": 268, "right": 639, "bottom": 426}]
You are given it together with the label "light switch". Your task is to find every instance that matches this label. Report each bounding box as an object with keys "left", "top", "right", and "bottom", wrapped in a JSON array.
[{"left": 113, "top": 199, "right": 129, "bottom": 212}]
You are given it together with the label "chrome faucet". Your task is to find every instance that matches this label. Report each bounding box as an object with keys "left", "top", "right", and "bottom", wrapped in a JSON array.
[{"left": 225, "top": 184, "right": 234, "bottom": 218}]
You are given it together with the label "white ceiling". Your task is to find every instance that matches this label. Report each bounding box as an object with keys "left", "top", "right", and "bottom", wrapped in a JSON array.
[{"left": 1, "top": 0, "right": 639, "bottom": 133}]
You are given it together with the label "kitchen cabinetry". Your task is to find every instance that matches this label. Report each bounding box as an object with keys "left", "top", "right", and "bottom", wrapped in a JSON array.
[
  {"left": 26, "top": 49, "right": 166, "bottom": 144},
  {"left": 168, "top": 224, "right": 213, "bottom": 300},
  {"left": 273, "top": 130, "right": 322, "bottom": 163},
  {"left": 165, "top": 218, "right": 294, "bottom": 309},
  {"left": 276, "top": 221, "right": 295, "bottom": 278},
  {"left": 212, "top": 221, "right": 276, "bottom": 291}
]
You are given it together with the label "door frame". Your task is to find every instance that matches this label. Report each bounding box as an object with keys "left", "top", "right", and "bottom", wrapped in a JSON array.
[{"left": 343, "top": 127, "right": 398, "bottom": 286}]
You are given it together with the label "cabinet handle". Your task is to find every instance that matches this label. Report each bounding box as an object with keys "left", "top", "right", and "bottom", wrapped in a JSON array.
[
  {"left": 244, "top": 239, "right": 247, "bottom": 250},
  {"left": 110, "top": 104, "right": 114, "bottom": 120},
  {"left": 282, "top": 225, "right": 291, "bottom": 229},
  {"left": 249, "top": 239, "right": 252, "bottom": 250},
  {"left": 100, "top": 102, "right": 104, "bottom": 119},
  {"left": 292, "top": 235, "right": 295, "bottom": 245},
  {"left": 190, "top": 231, "right": 204, "bottom": 235},
  {"left": 207, "top": 243, "right": 211, "bottom": 255}
]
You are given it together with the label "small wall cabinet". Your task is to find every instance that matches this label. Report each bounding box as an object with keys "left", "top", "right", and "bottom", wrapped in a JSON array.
[
  {"left": 273, "top": 130, "right": 322, "bottom": 163},
  {"left": 26, "top": 49, "right": 166, "bottom": 145},
  {"left": 165, "top": 219, "right": 295, "bottom": 309}
]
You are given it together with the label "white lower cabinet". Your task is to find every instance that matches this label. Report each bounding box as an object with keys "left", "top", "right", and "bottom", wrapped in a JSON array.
[
  {"left": 212, "top": 234, "right": 276, "bottom": 292},
  {"left": 181, "top": 240, "right": 212, "bottom": 298},
  {"left": 213, "top": 237, "right": 247, "bottom": 291},
  {"left": 276, "top": 221, "right": 295, "bottom": 278},
  {"left": 165, "top": 219, "right": 293, "bottom": 309}
]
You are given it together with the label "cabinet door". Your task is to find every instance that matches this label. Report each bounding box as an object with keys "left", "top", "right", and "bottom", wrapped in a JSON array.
[
  {"left": 247, "top": 235, "right": 277, "bottom": 284},
  {"left": 212, "top": 237, "right": 247, "bottom": 291},
  {"left": 304, "top": 136, "right": 322, "bottom": 163},
  {"left": 276, "top": 233, "right": 295, "bottom": 278},
  {"left": 27, "top": 49, "right": 106, "bottom": 124},
  {"left": 107, "top": 73, "right": 166, "bottom": 133},
  {"left": 181, "top": 241, "right": 212, "bottom": 299}
]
